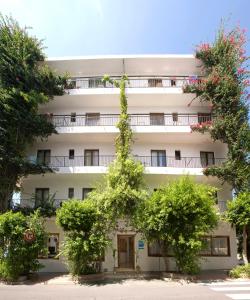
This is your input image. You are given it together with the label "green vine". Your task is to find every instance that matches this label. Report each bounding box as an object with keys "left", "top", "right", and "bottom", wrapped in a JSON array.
[
  {"left": 183, "top": 26, "right": 250, "bottom": 193},
  {"left": 89, "top": 75, "right": 147, "bottom": 224}
]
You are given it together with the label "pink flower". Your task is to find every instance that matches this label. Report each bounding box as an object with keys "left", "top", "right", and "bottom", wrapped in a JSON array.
[
  {"left": 198, "top": 43, "right": 210, "bottom": 51},
  {"left": 237, "top": 68, "right": 245, "bottom": 74}
]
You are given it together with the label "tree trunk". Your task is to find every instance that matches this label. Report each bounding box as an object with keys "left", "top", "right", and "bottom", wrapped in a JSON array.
[
  {"left": 242, "top": 225, "right": 248, "bottom": 264},
  {"left": 0, "top": 181, "right": 15, "bottom": 213}
]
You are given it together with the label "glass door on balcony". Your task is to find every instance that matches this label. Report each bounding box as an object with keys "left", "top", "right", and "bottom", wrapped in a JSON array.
[
  {"left": 85, "top": 113, "right": 100, "bottom": 126},
  {"left": 37, "top": 150, "right": 51, "bottom": 165},
  {"left": 198, "top": 113, "right": 211, "bottom": 124},
  {"left": 200, "top": 151, "right": 215, "bottom": 167},
  {"left": 35, "top": 188, "right": 49, "bottom": 207},
  {"left": 150, "top": 113, "right": 165, "bottom": 125},
  {"left": 151, "top": 150, "right": 167, "bottom": 167},
  {"left": 84, "top": 150, "right": 99, "bottom": 166}
]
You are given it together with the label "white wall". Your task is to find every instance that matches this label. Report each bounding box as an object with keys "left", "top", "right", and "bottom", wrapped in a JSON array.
[{"left": 38, "top": 218, "right": 237, "bottom": 273}]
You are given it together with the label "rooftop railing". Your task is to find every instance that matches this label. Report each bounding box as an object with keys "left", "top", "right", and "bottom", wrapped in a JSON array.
[
  {"left": 49, "top": 113, "right": 212, "bottom": 127},
  {"left": 65, "top": 76, "right": 201, "bottom": 89},
  {"left": 32, "top": 155, "right": 225, "bottom": 168}
]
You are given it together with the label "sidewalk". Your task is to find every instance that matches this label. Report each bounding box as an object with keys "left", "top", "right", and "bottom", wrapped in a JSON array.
[{"left": 21, "top": 270, "right": 238, "bottom": 285}]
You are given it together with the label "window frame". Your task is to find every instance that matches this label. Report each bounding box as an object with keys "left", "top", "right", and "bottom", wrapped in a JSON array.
[
  {"left": 39, "top": 233, "right": 59, "bottom": 260},
  {"left": 200, "top": 151, "right": 215, "bottom": 167},
  {"left": 149, "top": 113, "right": 165, "bottom": 126},
  {"left": 151, "top": 150, "right": 167, "bottom": 167},
  {"left": 68, "top": 188, "right": 74, "bottom": 199},
  {"left": 69, "top": 149, "right": 75, "bottom": 160},
  {"left": 37, "top": 149, "right": 51, "bottom": 164},
  {"left": 198, "top": 113, "right": 212, "bottom": 124},
  {"left": 84, "top": 149, "right": 99, "bottom": 166},
  {"left": 175, "top": 150, "right": 181, "bottom": 160},
  {"left": 82, "top": 188, "right": 93, "bottom": 200},
  {"left": 85, "top": 113, "right": 100, "bottom": 126},
  {"left": 200, "top": 236, "right": 230, "bottom": 257},
  {"left": 70, "top": 112, "right": 76, "bottom": 122},
  {"left": 35, "top": 188, "right": 49, "bottom": 207},
  {"left": 172, "top": 112, "right": 178, "bottom": 123}
]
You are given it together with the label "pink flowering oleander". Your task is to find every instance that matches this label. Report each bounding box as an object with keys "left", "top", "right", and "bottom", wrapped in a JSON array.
[{"left": 237, "top": 68, "right": 245, "bottom": 75}]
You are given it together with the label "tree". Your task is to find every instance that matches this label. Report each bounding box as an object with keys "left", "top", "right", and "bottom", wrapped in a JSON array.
[
  {"left": 0, "top": 15, "right": 66, "bottom": 212},
  {"left": 56, "top": 199, "right": 109, "bottom": 275},
  {"left": 88, "top": 75, "right": 148, "bottom": 225},
  {"left": 136, "top": 177, "right": 218, "bottom": 274},
  {"left": 227, "top": 192, "right": 250, "bottom": 264},
  {"left": 183, "top": 26, "right": 250, "bottom": 193},
  {"left": 0, "top": 211, "right": 47, "bottom": 281}
]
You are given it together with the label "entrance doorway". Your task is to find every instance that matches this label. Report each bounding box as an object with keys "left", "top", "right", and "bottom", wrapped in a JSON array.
[{"left": 117, "top": 235, "right": 135, "bottom": 269}]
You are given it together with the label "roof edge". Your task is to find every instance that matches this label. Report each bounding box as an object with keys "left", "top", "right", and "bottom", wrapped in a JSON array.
[{"left": 46, "top": 54, "right": 195, "bottom": 61}]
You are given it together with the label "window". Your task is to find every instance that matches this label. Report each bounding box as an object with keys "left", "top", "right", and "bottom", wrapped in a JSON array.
[
  {"left": 84, "top": 150, "right": 99, "bottom": 166},
  {"left": 37, "top": 150, "right": 51, "bottom": 164},
  {"left": 69, "top": 149, "right": 74, "bottom": 159},
  {"left": 214, "top": 191, "right": 218, "bottom": 204},
  {"left": 89, "top": 78, "right": 104, "bottom": 88},
  {"left": 148, "top": 240, "right": 163, "bottom": 256},
  {"left": 70, "top": 112, "right": 76, "bottom": 122},
  {"left": 200, "top": 237, "right": 212, "bottom": 255},
  {"left": 151, "top": 150, "right": 166, "bottom": 167},
  {"left": 85, "top": 113, "right": 100, "bottom": 126},
  {"left": 39, "top": 233, "right": 59, "bottom": 259},
  {"left": 148, "top": 240, "right": 173, "bottom": 257},
  {"left": 200, "top": 236, "right": 230, "bottom": 256},
  {"left": 150, "top": 113, "right": 165, "bottom": 125},
  {"left": 175, "top": 150, "right": 181, "bottom": 160},
  {"left": 200, "top": 151, "right": 215, "bottom": 167},
  {"left": 170, "top": 78, "right": 176, "bottom": 86},
  {"left": 148, "top": 79, "right": 162, "bottom": 87},
  {"left": 198, "top": 113, "right": 211, "bottom": 124},
  {"left": 68, "top": 188, "right": 74, "bottom": 199},
  {"left": 172, "top": 113, "right": 178, "bottom": 124},
  {"left": 82, "top": 188, "right": 93, "bottom": 200},
  {"left": 35, "top": 188, "right": 49, "bottom": 207}
]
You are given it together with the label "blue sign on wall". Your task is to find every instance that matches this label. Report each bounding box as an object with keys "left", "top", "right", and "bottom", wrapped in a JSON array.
[{"left": 138, "top": 240, "right": 144, "bottom": 249}]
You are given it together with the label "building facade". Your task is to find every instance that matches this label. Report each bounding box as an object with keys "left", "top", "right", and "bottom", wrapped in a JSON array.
[{"left": 21, "top": 55, "right": 237, "bottom": 272}]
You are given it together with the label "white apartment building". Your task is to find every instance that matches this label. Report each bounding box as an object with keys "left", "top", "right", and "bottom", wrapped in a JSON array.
[{"left": 21, "top": 55, "right": 237, "bottom": 272}]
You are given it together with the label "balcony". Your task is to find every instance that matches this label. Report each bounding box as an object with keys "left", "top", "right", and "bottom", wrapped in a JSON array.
[
  {"left": 20, "top": 198, "right": 228, "bottom": 213},
  {"left": 29, "top": 155, "right": 225, "bottom": 175},
  {"left": 66, "top": 76, "right": 199, "bottom": 89},
  {"left": 49, "top": 113, "right": 212, "bottom": 129}
]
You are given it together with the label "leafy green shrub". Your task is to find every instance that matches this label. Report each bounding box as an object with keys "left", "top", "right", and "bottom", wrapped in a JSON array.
[
  {"left": 137, "top": 177, "right": 218, "bottom": 274},
  {"left": 0, "top": 211, "right": 47, "bottom": 281},
  {"left": 56, "top": 199, "right": 109, "bottom": 275},
  {"left": 230, "top": 264, "right": 250, "bottom": 278}
]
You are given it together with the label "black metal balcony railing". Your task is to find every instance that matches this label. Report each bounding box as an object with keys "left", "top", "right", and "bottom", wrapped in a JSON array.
[
  {"left": 20, "top": 198, "right": 228, "bottom": 213},
  {"left": 65, "top": 76, "right": 201, "bottom": 89},
  {"left": 32, "top": 155, "right": 225, "bottom": 168},
  {"left": 50, "top": 114, "right": 212, "bottom": 127}
]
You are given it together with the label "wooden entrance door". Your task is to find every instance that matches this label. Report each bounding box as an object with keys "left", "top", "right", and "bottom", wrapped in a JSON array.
[{"left": 117, "top": 235, "right": 135, "bottom": 269}]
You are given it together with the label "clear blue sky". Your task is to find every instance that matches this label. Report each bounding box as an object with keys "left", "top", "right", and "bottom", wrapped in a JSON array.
[{"left": 0, "top": 0, "right": 249, "bottom": 57}]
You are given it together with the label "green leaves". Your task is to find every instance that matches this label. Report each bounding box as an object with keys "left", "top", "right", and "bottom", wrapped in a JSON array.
[
  {"left": 0, "top": 211, "right": 47, "bottom": 280},
  {"left": 227, "top": 192, "right": 250, "bottom": 227},
  {"left": 0, "top": 15, "right": 66, "bottom": 211},
  {"left": 184, "top": 26, "right": 250, "bottom": 193},
  {"left": 137, "top": 177, "right": 219, "bottom": 274},
  {"left": 56, "top": 200, "right": 109, "bottom": 275}
]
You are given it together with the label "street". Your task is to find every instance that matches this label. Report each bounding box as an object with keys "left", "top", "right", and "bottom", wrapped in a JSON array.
[{"left": 2, "top": 278, "right": 250, "bottom": 300}]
